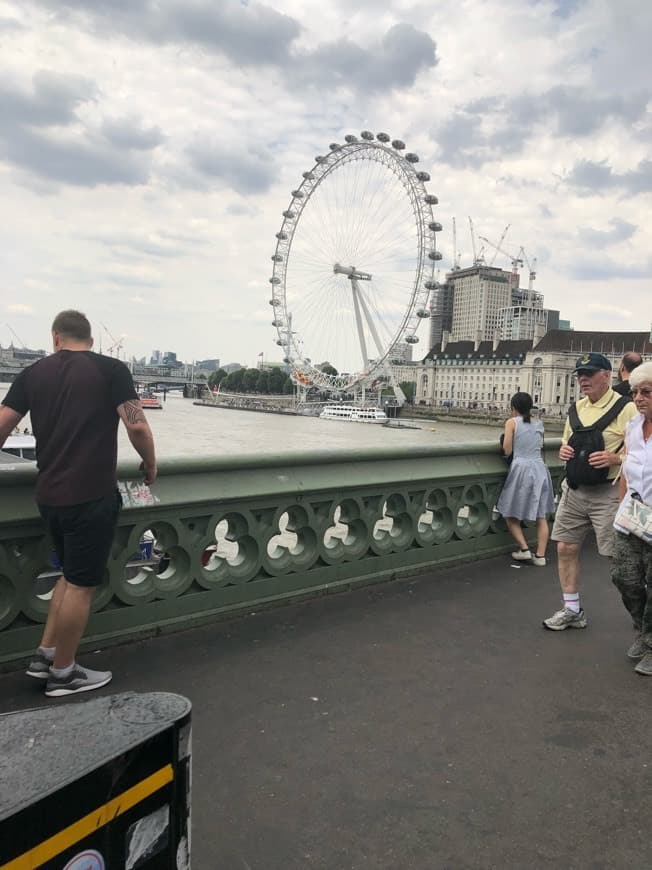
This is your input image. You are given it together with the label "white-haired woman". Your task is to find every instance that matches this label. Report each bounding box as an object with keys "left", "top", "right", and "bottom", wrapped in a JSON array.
[{"left": 612, "top": 360, "right": 652, "bottom": 676}]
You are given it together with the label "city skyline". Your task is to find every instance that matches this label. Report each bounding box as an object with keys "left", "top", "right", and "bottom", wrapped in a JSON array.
[{"left": 1, "top": 0, "right": 650, "bottom": 369}]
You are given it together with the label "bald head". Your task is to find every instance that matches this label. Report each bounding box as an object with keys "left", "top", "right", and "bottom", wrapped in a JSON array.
[{"left": 619, "top": 351, "right": 643, "bottom": 381}]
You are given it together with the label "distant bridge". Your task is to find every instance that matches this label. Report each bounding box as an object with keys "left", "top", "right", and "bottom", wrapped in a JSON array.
[{"left": 0, "top": 363, "right": 202, "bottom": 389}]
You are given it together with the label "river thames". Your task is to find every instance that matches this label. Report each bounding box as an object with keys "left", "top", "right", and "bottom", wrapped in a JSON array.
[
  {"left": 1, "top": 384, "right": 502, "bottom": 458},
  {"left": 133, "top": 396, "right": 505, "bottom": 458}
]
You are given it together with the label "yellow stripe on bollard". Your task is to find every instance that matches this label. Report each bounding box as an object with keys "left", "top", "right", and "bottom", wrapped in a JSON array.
[{"left": 2, "top": 764, "right": 174, "bottom": 870}]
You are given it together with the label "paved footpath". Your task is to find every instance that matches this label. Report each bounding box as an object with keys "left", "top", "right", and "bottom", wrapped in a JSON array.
[{"left": 1, "top": 547, "right": 649, "bottom": 870}]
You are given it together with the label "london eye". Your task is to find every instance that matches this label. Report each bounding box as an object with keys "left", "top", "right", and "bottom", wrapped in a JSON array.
[{"left": 268, "top": 131, "right": 441, "bottom": 398}]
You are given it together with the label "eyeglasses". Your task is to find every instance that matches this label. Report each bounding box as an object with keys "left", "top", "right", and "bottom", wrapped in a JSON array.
[{"left": 631, "top": 387, "right": 652, "bottom": 398}]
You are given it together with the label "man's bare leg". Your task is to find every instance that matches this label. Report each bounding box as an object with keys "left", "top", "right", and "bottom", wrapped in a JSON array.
[
  {"left": 44, "top": 578, "right": 95, "bottom": 669},
  {"left": 557, "top": 541, "right": 581, "bottom": 593},
  {"left": 543, "top": 541, "right": 586, "bottom": 628},
  {"left": 40, "top": 575, "right": 66, "bottom": 650}
]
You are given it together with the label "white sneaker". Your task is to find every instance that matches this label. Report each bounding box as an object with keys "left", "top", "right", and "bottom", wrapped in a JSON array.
[
  {"left": 543, "top": 607, "right": 587, "bottom": 630},
  {"left": 511, "top": 549, "right": 532, "bottom": 561},
  {"left": 532, "top": 555, "right": 546, "bottom": 567}
]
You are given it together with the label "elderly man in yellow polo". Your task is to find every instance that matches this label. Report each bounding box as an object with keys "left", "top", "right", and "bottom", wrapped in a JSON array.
[{"left": 543, "top": 352, "right": 638, "bottom": 630}]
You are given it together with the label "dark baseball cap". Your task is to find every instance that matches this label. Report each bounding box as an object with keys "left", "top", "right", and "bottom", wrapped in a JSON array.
[{"left": 574, "top": 352, "right": 612, "bottom": 373}]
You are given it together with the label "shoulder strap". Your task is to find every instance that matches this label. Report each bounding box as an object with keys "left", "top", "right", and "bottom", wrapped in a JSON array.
[
  {"left": 593, "top": 394, "right": 630, "bottom": 432},
  {"left": 568, "top": 401, "right": 581, "bottom": 432}
]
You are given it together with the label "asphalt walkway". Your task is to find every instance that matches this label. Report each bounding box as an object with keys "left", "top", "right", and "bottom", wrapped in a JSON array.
[{"left": 1, "top": 547, "right": 648, "bottom": 870}]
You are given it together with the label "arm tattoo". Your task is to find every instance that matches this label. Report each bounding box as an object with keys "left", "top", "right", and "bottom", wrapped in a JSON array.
[{"left": 122, "top": 400, "right": 147, "bottom": 425}]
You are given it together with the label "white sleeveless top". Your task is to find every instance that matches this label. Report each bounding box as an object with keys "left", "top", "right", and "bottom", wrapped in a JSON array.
[{"left": 623, "top": 415, "right": 652, "bottom": 505}]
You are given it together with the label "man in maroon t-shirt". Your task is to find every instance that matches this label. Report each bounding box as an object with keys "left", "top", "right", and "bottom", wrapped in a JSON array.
[{"left": 0, "top": 310, "right": 157, "bottom": 697}]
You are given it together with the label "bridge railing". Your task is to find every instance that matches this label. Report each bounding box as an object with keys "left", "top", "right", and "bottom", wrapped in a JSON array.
[{"left": 0, "top": 442, "right": 563, "bottom": 665}]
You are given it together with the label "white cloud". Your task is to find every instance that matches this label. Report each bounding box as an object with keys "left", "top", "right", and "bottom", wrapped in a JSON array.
[
  {"left": 586, "top": 303, "right": 633, "bottom": 319},
  {"left": 6, "top": 303, "right": 35, "bottom": 314},
  {"left": 0, "top": 0, "right": 649, "bottom": 363}
]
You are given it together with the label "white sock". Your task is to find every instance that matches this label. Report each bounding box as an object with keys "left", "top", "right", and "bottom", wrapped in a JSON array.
[
  {"left": 39, "top": 646, "right": 55, "bottom": 660},
  {"left": 50, "top": 662, "right": 75, "bottom": 678},
  {"left": 563, "top": 593, "right": 580, "bottom": 614}
]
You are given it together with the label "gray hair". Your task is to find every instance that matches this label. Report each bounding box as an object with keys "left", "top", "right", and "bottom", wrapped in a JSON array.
[{"left": 629, "top": 361, "right": 652, "bottom": 389}]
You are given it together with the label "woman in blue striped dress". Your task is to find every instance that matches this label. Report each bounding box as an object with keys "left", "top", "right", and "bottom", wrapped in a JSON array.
[{"left": 497, "top": 392, "right": 555, "bottom": 566}]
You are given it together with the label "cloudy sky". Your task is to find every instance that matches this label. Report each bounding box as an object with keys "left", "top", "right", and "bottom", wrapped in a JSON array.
[{"left": 1, "top": 0, "right": 650, "bottom": 366}]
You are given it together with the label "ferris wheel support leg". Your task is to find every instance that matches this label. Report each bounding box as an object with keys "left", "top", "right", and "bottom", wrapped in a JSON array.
[
  {"left": 383, "top": 363, "right": 407, "bottom": 406},
  {"left": 351, "top": 280, "right": 369, "bottom": 369},
  {"left": 356, "top": 283, "right": 386, "bottom": 359}
]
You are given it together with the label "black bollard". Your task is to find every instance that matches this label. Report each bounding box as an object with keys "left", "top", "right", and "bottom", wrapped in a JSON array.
[{"left": 0, "top": 692, "right": 191, "bottom": 869}]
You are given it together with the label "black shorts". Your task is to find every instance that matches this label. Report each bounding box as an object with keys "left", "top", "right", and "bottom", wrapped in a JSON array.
[{"left": 39, "top": 491, "right": 122, "bottom": 588}]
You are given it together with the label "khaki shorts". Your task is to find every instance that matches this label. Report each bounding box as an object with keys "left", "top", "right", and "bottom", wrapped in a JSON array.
[{"left": 551, "top": 479, "right": 620, "bottom": 557}]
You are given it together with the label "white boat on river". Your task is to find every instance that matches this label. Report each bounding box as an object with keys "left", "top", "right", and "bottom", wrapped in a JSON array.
[{"left": 319, "top": 404, "right": 388, "bottom": 424}]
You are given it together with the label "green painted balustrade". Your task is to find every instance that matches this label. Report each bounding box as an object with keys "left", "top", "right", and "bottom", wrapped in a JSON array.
[{"left": 0, "top": 442, "right": 563, "bottom": 665}]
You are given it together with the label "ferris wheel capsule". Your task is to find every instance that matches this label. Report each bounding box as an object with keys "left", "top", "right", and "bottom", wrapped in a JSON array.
[
  {"left": 360, "top": 130, "right": 374, "bottom": 140},
  {"left": 424, "top": 194, "right": 439, "bottom": 205},
  {"left": 417, "top": 171, "right": 430, "bottom": 181},
  {"left": 405, "top": 153, "right": 419, "bottom": 163},
  {"left": 376, "top": 132, "right": 390, "bottom": 142},
  {"left": 405, "top": 335, "right": 419, "bottom": 343},
  {"left": 344, "top": 134, "right": 358, "bottom": 143},
  {"left": 429, "top": 221, "right": 443, "bottom": 232},
  {"left": 392, "top": 139, "right": 405, "bottom": 150},
  {"left": 428, "top": 251, "right": 443, "bottom": 261}
]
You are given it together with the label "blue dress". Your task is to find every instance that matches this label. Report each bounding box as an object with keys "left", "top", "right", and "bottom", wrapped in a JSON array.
[{"left": 497, "top": 417, "right": 555, "bottom": 521}]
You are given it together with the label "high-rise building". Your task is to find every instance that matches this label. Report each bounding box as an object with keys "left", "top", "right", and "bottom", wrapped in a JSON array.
[
  {"left": 496, "top": 288, "right": 562, "bottom": 342},
  {"left": 196, "top": 358, "right": 221, "bottom": 371},
  {"left": 498, "top": 289, "right": 545, "bottom": 341},
  {"left": 449, "top": 266, "right": 516, "bottom": 342},
  {"left": 389, "top": 342, "right": 414, "bottom": 363},
  {"left": 429, "top": 280, "right": 455, "bottom": 348}
]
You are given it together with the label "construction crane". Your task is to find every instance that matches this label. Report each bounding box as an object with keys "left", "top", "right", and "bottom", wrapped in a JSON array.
[
  {"left": 101, "top": 322, "right": 125, "bottom": 359},
  {"left": 468, "top": 217, "right": 485, "bottom": 266},
  {"left": 5, "top": 324, "right": 27, "bottom": 348},
  {"left": 481, "top": 225, "right": 511, "bottom": 267},
  {"left": 519, "top": 247, "right": 537, "bottom": 292},
  {"left": 478, "top": 230, "right": 523, "bottom": 287},
  {"left": 451, "top": 217, "right": 460, "bottom": 271}
]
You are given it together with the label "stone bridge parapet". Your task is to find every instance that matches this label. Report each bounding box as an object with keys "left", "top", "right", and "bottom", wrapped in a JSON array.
[{"left": 0, "top": 442, "right": 563, "bottom": 665}]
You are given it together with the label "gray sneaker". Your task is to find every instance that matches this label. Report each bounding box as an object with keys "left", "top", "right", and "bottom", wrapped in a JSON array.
[
  {"left": 634, "top": 651, "right": 652, "bottom": 676},
  {"left": 627, "top": 635, "right": 647, "bottom": 660},
  {"left": 26, "top": 651, "right": 52, "bottom": 680},
  {"left": 543, "top": 607, "right": 587, "bottom": 631},
  {"left": 45, "top": 664, "right": 112, "bottom": 697}
]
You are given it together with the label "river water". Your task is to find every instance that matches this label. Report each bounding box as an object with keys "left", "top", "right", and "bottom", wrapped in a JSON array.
[{"left": 1, "top": 385, "right": 502, "bottom": 459}]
